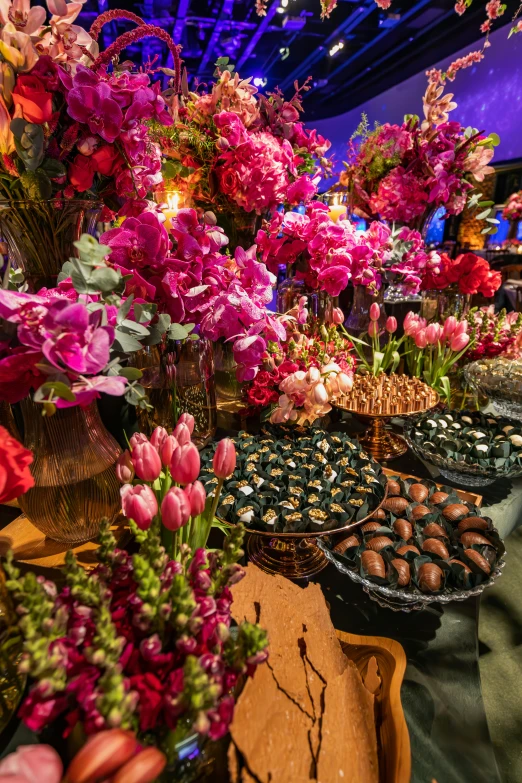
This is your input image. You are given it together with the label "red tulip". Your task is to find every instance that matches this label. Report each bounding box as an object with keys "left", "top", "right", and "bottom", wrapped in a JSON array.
[
  {"left": 64, "top": 729, "right": 138, "bottom": 783},
  {"left": 367, "top": 320, "right": 379, "bottom": 338},
  {"left": 331, "top": 307, "right": 344, "bottom": 325},
  {"left": 213, "top": 438, "right": 236, "bottom": 479},
  {"left": 450, "top": 332, "right": 470, "bottom": 352},
  {"left": 414, "top": 328, "right": 427, "bottom": 349},
  {"left": 184, "top": 480, "right": 207, "bottom": 516},
  {"left": 177, "top": 412, "right": 195, "bottom": 434},
  {"left": 150, "top": 426, "right": 168, "bottom": 452},
  {"left": 115, "top": 449, "right": 134, "bottom": 484},
  {"left": 170, "top": 442, "right": 200, "bottom": 485},
  {"left": 111, "top": 747, "right": 167, "bottom": 783},
  {"left": 121, "top": 484, "right": 158, "bottom": 530},
  {"left": 161, "top": 486, "right": 191, "bottom": 531},
  {"left": 160, "top": 435, "right": 179, "bottom": 467},
  {"left": 131, "top": 441, "right": 162, "bottom": 482},
  {"left": 453, "top": 320, "right": 468, "bottom": 337},
  {"left": 442, "top": 316, "right": 457, "bottom": 340},
  {"left": 369, "top": 302, "right": 380, "bottom": 322},
  {"left": 173, "top": 422, "right": 191, "bottom": 446},
  {"left": 426, "top": 323, "right": 442, "bottom": 345},
  {"left": 129, "top": 432, "right": 148, "bottom": 449},
  {"left": 385, "top": 316, "right": 397, "bottom": 334}
]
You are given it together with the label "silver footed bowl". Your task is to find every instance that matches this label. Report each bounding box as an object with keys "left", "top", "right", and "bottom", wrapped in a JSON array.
[{"left": 464, "top": 358, "right": 522, "bottom": 421}]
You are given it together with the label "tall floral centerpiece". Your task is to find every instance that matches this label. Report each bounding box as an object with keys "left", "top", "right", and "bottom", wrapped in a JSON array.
[{"left": 0, "top": 0, "right": 176, "bottom": 290}]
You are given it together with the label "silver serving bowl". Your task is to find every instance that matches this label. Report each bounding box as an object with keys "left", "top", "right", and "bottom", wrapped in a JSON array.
[{"left": 465, "top": 358, "right": 522, "bottom": 422}]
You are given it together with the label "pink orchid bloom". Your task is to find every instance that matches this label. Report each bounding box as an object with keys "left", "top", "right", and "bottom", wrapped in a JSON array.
[{"left": 0, "top": 0, "right": 46, "bottom": 35}]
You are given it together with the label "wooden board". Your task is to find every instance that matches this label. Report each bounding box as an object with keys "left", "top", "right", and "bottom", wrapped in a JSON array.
[
  {"left": 382, "top": 467, "right": 483, "bottom": 508},
  {"left": 0, "top": 513, "right": 129, "bottom": 572},
  {"left": 336, "top": 630, "right": 411, "bottom": 783}
]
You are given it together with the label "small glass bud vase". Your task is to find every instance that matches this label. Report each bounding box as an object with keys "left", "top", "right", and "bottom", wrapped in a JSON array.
[
  {"left": 344, "top": 284, "right": 386, "bottom": 338},
  {"left": 276, "top": 265, "right": 334, "bottom": 323},
  {"left": 420, "top": 286, "right": 471, "bottom": 321}
]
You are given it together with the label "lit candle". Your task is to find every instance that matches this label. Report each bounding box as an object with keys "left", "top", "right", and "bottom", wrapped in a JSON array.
[
  {"left": 328, "top": 195, "right": 346, "bottom": 223},
  {"left": 163, "top": 191, "right": 180, "bottom": 230}
]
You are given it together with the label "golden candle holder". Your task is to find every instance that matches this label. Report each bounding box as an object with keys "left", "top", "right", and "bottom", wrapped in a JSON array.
[{"left": 334, "top": 374, "right": 439, "bottom": 462}]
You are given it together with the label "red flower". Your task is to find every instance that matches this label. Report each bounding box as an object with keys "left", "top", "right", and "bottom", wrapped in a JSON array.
[
  {"left": 479, "top": 269, "right": 502, "bottom": 297},
  {"left": 12, "top": 75, "right": 53, "bottom": 124},
  {"left": 91, "top": 145, "right": 123, "bottom": 177},
  {"left": 68, "top": 154, "right": 96, "bottom": 192},
  {"left": 0, "top": 425, "right": 34, "bottom": 504},
  {"left": 129, "top": 673, "right": 164, "bottom": 731},
  {"left": 0, "top": 349, "right": 45, "bottom": 403}
]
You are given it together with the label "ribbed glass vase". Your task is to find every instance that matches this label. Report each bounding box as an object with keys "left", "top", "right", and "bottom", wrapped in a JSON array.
[
  {"left": 17, "top": 399, "right": 122, "bottom": 543},
  {"left": 0, "top": 199, "right": 100, "bottom": 291}
]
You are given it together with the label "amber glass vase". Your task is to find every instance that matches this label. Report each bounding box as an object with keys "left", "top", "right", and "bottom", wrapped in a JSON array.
[
  {"left": 0, "top": 199, "right": 100, "bottom": 291},
  {"left": 17, "top": 400, "right": 122, "bottom": 543}
]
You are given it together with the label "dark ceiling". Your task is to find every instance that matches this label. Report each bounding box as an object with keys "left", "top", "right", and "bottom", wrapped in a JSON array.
[{"left": 78, "top": 0, "right": 518, "bottom": 120}]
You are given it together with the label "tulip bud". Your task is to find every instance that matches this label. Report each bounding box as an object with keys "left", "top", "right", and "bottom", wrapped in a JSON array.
[
  {"left": 385, "top": 316, "right": 397, "bottom": 334},
  {"left": 368, "top": 320, "right": 379, "bottom": 338},
  {"left": 170, "top": 442, "right": 200, "bottom": 485},
  {"left": 131, "top": 441, "right": 162, "bottom": 482},
  {"left": 442, "top": 315, "right": 457, "bottom": 340},
  {"left": 111, "top": 747, "right": 167, "bottom": 783},
  {"left": 150, "top": 426, "right": 168, "bottom": 452},
  {"left": 161, "top": 487, "right": 191, "bottom": 531},
  {"left": 414, "top": 328, "right": 427, "bottom": 349},
  {"left": 173, "top": 422, "right": 192, "bottom": 446},
  {"left": 115, "top": 449, "right": 134, "bottom": 484},
  {"left": 121, "top": 484, "right": 158, "bottom": 530},
  {"left": 337, "top": 372, "right": 353, "bottom": 394},
  {"left": 184, "top": 480, "right": 207, "bottom": 517},
  {"left": 65, "top": 729, "right": 138, "bottom": 783},
  {"left": 369, "top": 302, "right": 380, "bottom": 321},
  {"left": 213, "top": 438, "right": 237, "bottom": 479},
  {"left": 314, "top": 382, "right": 328, "bottom": 405},
  {"left": 426, "top": 323, "right": 442, "bottom": 345},
  {"left": 161, "top": 435, "right": 179, "bottom": 467},
  {"left": 453, "top": 320, "right": 468, "bottom": 337},
  {"left": 177, "top": 412, "right": 195, "bottom": 434},
  {"left": 450, "top": 332, "right": 470, "bottom": 352},
  {"left": 331, "top": 307, "right": 344, "bottom": 325},
  {"left": 129, "top": 432, "right": 149, "bottom": 449}
]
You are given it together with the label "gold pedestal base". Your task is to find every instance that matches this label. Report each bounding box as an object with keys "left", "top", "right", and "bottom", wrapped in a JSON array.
[
  {"left": 357, "top": 416, "right": 408, "bottom": 462},
  {"left": 246, "top": 534, "right": 328, "bottom": 579}
]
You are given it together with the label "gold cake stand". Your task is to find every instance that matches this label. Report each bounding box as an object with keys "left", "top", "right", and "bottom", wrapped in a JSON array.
[
  {"left": 334, "top": 375, "right": 439, "bottom": 462},
  {"left": 225, "top": 485, "right": 388, "bottom": 579}
]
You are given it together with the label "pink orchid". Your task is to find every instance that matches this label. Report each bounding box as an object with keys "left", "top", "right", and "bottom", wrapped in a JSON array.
[
  {"left": 0, "top": 0, "right": 46, "bottom": 35},
  {"left": 55, "top": 375, "right": 127, "bottom": 408},
  {"left": 66, "top": 81, "right": 123, "bottom": 144}
]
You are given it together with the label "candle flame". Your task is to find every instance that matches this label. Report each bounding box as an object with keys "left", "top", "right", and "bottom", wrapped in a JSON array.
[{"left": 166, "top": 191, "right": 180, "bottom": 212}]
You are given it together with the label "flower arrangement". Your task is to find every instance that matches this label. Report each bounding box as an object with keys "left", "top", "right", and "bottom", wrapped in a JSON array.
[
  {"left": 502, "top": 191, "right": 522, "bottom": 222},
  {"left": 349, "top": 303, "right": 404, "bottom": 377},
  {"left": 4, "top": 519, "right": 268, "bottom": 761},
  {"left": 343, "top": 86, "right": 498, "bottom": 229},
  {"left": 464, "top": 307, "right": 522, "bottom": 362},
  {"left": 257, "top": 203, "right": 440, "bottom": 298},
  {"left": 403, "top": 311, "right": 472, "bottom": 403},
  {"left": 117, "top": 413, "right": 237, "bottom": 554},
  {"left": 420, "top": 252, "right": 502, "bottom": 297},
  {"left": 152, "top": 61, "right": 331, "bottom": 226},
  {"left": 101, "top": 207, "right": 284, "bottom": 382}
]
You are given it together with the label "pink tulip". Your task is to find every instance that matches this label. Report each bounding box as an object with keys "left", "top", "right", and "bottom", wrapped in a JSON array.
[
  {"left": 331, "top": 307, "right": 344, "bottom": 325},
  {"left": 65, "top": 730, "right": 138, "bottom": 783},
  {"left": 426, "top": 323, "right": 442, "bottom": 345},
  {"left": 442, "top": 316, "right": 457, "bottom": 340},
  {"left": 111, "top": 747, "right": 167, "bottom": 783},
  {"left": 184, "top": 480, "right": 207, "bottom": 517},
  {"left": 177, "top": 412, "right": 195, "bottom": 434},
  {"left": 131, "top": 441, "right": 162, "bottom": 482},
  {"left": 0, "top": 745, "right": 62, "bottom": 783},
  {"left": 160, "top": 435, "right": 179, "bottom": 468},
  {"left": 369, "top": 302, "right": 380, "bottom": 321},
  {"left": 115, "top": 449, "right": 134, "bottom": 484},
  {"left": 385, "top": 316, "right": 397, "bottom": 334},
  {"left": 129, "top": 432, "right": 148, "bottom": 449},
  {"left": 453, "top": 320, "right": 468, "bottom": 337},
  {"left": 170, "top": 442, "right": 200, "bottom": 485},
  {"left": 337, "top": 372, "right": 353, "bottom": 394},
  {"left": 314, "top": 382, "right": 328, "bottom": 404},
  {"left": 150, "top": 426, "right": 168, "bottom": 452},
  {"left": 172, "top": 422, "right": 191, "bottom": 446},
  {"left": 403, "top": 311, "right": 416, "bottom": 331},
  {"left": 450, "top": 332, "right": 470, "bottom": 352},
  {"left": 414, "top": 328, "right": 427, "bottom": 349},
  {"left": 121, "top": 484, "right": 158, "bottom": 530},
  {"left": 213, "top": 438, "right": 237, "bottom": 479},
  {"left": 368, "top": 320, "right": 379, "bottom": 338},
  {"left": 161, "top": 487, "right": 191, "bottom": 531}
]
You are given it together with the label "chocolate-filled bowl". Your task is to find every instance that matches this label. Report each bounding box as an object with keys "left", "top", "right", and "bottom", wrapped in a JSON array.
[
  {"left": 318, "top": 474, "right": 505, "bottom": 611},
  {"left": 404, "top": 409, "right": 522, "bottom": 487}
]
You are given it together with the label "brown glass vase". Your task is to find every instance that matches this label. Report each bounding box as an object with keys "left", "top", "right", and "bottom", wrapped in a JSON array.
[{"left": 17, "top": 399, "right": 122, "bottom": 543}]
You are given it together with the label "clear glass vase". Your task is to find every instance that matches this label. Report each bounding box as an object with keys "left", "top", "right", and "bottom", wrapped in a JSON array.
[
  {"left": 133, "top": 337, "right": 217, "bottom": 448},
  {"left": 0, "top": 199, "right": 100, "bottom": 291},
  {"left": 276, "top": 265, "right": 334, "bottom": 322},
  {"left": 214, "top": 340, "right": 245, "bottom": 404},
  {"left": 420, "top": 286, "right": 471, "bottom": 321},
  {"left": 16, "top": 399, "right": 122, "bottom": 543},
  {"left": 344, "top": 284, "right": 386, "bottom": 338}
]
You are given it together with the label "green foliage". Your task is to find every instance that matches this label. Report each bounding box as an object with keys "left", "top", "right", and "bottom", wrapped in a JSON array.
[
  {"left": 11, "top": 120, "right": 44, "bottom": 172},
  {"left": 168, "top": 322, "right": 199, "bottom": 341},
  {"left": 213, "top": 56, "right": 235, "bottom": 77}
]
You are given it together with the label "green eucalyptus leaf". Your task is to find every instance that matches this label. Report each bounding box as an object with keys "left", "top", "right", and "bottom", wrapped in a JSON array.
[
  {"left": 168, "top": 323, "right": 190, "bottom": 340},
  {"left": 133, "top": 302, "right": 157, "bottom": 323},
  {"left": 119, "top": 367, "right": 143, "bottom": 380},
  {"left": 117, "top": 295, "right": 134, "bottom": 324},
  {"left": 91, "top": 266, "right": 121, "bottom": 292},
  {"left": 40, "top": 158, "right": 67, "bottom": 178},
  {"left": 113, "top": 331, "right": 144, "bottom": 353},
  {"left": 34, "top": 380, "right": 75, "bottom": 402}
]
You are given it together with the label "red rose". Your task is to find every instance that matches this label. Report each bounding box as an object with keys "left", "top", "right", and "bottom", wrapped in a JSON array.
[
  {"left": 219, "top": 167, "right": 239, "bottom": 196},
  {"left": 0, "top": 349, "right": 45, "bottom": 403},
  {"left": 0, "top": 425, "right": 34, "bottom": 504},
  {"left": 479, "top": 269, "right": 502, "bottom": 298},
  {"left": 12, "top": 75, "right": 53, "bottom": 124},
  {"left": 450, "top": 253, "right": 492, "bottom": 296},
  {"left": 68, "top": 154, "right": 96, "bottom": 192},
  {"left": 91, "top": 144, "right": 123, "bottom": 177}
]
